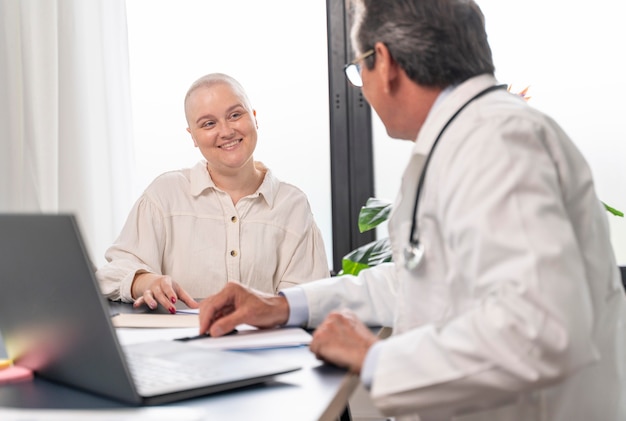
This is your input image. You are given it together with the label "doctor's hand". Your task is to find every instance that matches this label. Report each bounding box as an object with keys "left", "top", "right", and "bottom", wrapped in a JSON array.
[
  {"left": 131, "top": 272, "right": 198, "bottom": 313},
  {"left": 309, "top": 309, "right": 379, "bottom": 374},
  {"left": 198, "top": 282, "right": 290, "bottom": 337}
]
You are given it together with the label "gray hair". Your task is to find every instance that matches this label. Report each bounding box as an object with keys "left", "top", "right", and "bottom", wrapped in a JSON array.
[
  {"left": 350, "top": 0, "right": 495, "bottom": 88},
  {"left": 184, "top": 73, "right": 253, "bottom": 119}
]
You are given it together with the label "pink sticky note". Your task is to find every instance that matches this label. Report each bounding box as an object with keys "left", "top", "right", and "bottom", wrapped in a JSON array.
[{"left": 0, "top": 365, "right": 33, "bottom": 384}]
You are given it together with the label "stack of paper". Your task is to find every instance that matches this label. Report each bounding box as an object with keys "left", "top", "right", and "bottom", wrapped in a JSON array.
[{"left": 111, "top": 313, "right": 199, "bottom": 328}]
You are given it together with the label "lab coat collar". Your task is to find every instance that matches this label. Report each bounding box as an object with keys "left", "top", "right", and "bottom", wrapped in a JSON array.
[{"left": 411, "top": 74, "right": 499, "bottom": 157}]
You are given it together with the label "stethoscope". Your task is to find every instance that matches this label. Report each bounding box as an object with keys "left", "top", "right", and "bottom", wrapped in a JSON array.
[{"left": 403, "top": 84, "right": 508, "bottom": 270}]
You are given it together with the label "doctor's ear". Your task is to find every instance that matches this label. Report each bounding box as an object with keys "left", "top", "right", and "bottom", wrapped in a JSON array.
[{"left": 374, "top": 42, "right": 399, "bottom": 94}]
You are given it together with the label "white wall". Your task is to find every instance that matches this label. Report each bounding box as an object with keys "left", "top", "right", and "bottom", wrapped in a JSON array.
[
  {"left": 124, "top": 0, "right": 333, "bottom": 264},
  {"left": 373, "top": 0, "right": 626, "bottom": 264}
]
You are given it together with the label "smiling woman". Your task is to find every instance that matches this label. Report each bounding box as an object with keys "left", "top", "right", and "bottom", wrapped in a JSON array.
[
  {"left": 124, "top": 0, "right": 334, "bottom": 267},
  {"left": 96, "top": 72, "right": 331, "bottom": 313},
  {"left": 183, "top": 75, "right": 261, "bottom": 194}
]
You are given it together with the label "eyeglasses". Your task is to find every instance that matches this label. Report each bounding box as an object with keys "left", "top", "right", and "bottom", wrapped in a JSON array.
[{"left": 343, "top": 49, "right": 375, "bottom": 87}]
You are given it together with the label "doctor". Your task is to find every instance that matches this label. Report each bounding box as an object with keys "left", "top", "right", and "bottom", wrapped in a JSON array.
[{"left": 198, "top": 0, "right": 626, "bottom": 420}]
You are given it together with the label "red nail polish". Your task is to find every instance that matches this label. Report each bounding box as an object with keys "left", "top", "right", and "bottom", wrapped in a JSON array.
[
  {"left": 169, "top": 307, "right": 176, "bottom": 314},
  {"left": 171, "top": 296, "right": 176, "bottom": 304}
]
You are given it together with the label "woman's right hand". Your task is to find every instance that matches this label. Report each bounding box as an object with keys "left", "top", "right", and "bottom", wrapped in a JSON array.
[{"left": 131, "top": 272, "right": 198, "bottom": 313}]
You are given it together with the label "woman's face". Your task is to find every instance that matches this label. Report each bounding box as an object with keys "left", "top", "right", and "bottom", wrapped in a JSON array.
[{"left": 186, "top": 83, "right": 258, "bottom": 175}]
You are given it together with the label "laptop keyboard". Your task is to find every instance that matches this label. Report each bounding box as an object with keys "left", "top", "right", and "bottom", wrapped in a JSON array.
[{"left": 125, "top": 350, "right": 219, "bottom": 390}]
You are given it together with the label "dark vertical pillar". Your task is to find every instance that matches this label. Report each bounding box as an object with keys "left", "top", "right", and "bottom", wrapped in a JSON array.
[{"left": 326, "top": 0, "right": 375, "bottom": 274}]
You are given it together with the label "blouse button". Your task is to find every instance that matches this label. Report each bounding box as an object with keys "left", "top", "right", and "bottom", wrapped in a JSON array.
[
  {"left": 230, "top": 250, "right": 238, "bottom": 257},
  {"left": 231, "top": 216, "right": 237, "bottom": 223}
]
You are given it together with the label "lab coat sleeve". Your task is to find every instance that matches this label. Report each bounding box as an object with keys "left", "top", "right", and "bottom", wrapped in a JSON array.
[
  {"left": 370, "top": 114, "right": 602, "bottom": 418},
  {"left": 301, "top": 261, "right": 399, "bottom": 328}
]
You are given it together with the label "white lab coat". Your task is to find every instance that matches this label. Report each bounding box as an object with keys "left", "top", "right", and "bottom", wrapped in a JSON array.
[{"left": 300, "top": 74, "right": 626, "bottom": 420}]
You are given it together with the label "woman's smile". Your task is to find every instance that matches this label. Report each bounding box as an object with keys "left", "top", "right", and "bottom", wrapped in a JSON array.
[{"left": 219, "top": 139, "right": 242, "bottom": 149}]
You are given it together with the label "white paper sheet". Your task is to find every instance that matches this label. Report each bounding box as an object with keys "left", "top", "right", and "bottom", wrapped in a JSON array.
[
  {"left": 184, "top": 326, "right": 312, "bottom": 350},
  {"left": 111, "top": 313, "right": 199, "bottom": 328},
  {"left": 116, "top": 327, "right": 199, "bottom": 345},
  {"left": 115, "top": 325, "right": 312, "bottom": 350}
]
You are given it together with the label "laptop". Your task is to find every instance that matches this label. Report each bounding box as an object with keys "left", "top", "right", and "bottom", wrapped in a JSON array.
[{"left": 0, "top": 213, "right": 300, "bottom": 405}]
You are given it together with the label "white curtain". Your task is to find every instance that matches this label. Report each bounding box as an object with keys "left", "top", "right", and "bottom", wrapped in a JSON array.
[{"left": 0, "top": 0, "right": 134, "bottom": 266}]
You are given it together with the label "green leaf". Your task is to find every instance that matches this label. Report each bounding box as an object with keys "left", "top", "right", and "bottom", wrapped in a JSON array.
[
  {"left": 603, "top": 201, "right": 624, "bottom": 217},
  {"left": 340, "top": 238, "right": 393, "bottom": 276},
  {"left": 358, "top": 198, "right": 393, "bottom": 233},
  {"left": 338, "top": 260, "right": 370, "bottom": 276}
]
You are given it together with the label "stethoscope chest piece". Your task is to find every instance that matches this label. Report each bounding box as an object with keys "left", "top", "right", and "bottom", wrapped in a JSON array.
[{"left": 403, "top": 242, "right": 424, "bottom": 270}]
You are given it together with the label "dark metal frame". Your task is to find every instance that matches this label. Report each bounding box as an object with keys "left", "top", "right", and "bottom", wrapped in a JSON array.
[{"left": 326, "top": 0, "right": 376, "bottom": 274}]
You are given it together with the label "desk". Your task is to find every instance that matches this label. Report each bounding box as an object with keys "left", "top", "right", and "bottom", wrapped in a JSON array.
[{"left": 0, "top": 302, "right": 358, "bottom": 421}]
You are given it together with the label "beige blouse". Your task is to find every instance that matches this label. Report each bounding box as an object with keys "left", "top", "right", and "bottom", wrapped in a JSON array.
[{"left": 96, "top": 160, "right": 329, "bottom": 302}]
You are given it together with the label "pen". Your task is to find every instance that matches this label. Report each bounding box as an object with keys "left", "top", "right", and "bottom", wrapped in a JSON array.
[{"left": 174, "top": 329, "right": 238, "bottom": 342}]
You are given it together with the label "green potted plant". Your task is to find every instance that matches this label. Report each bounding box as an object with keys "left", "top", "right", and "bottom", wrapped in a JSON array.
[{"left": 339, "top": 197, "right": 392, "bottom": 276}]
